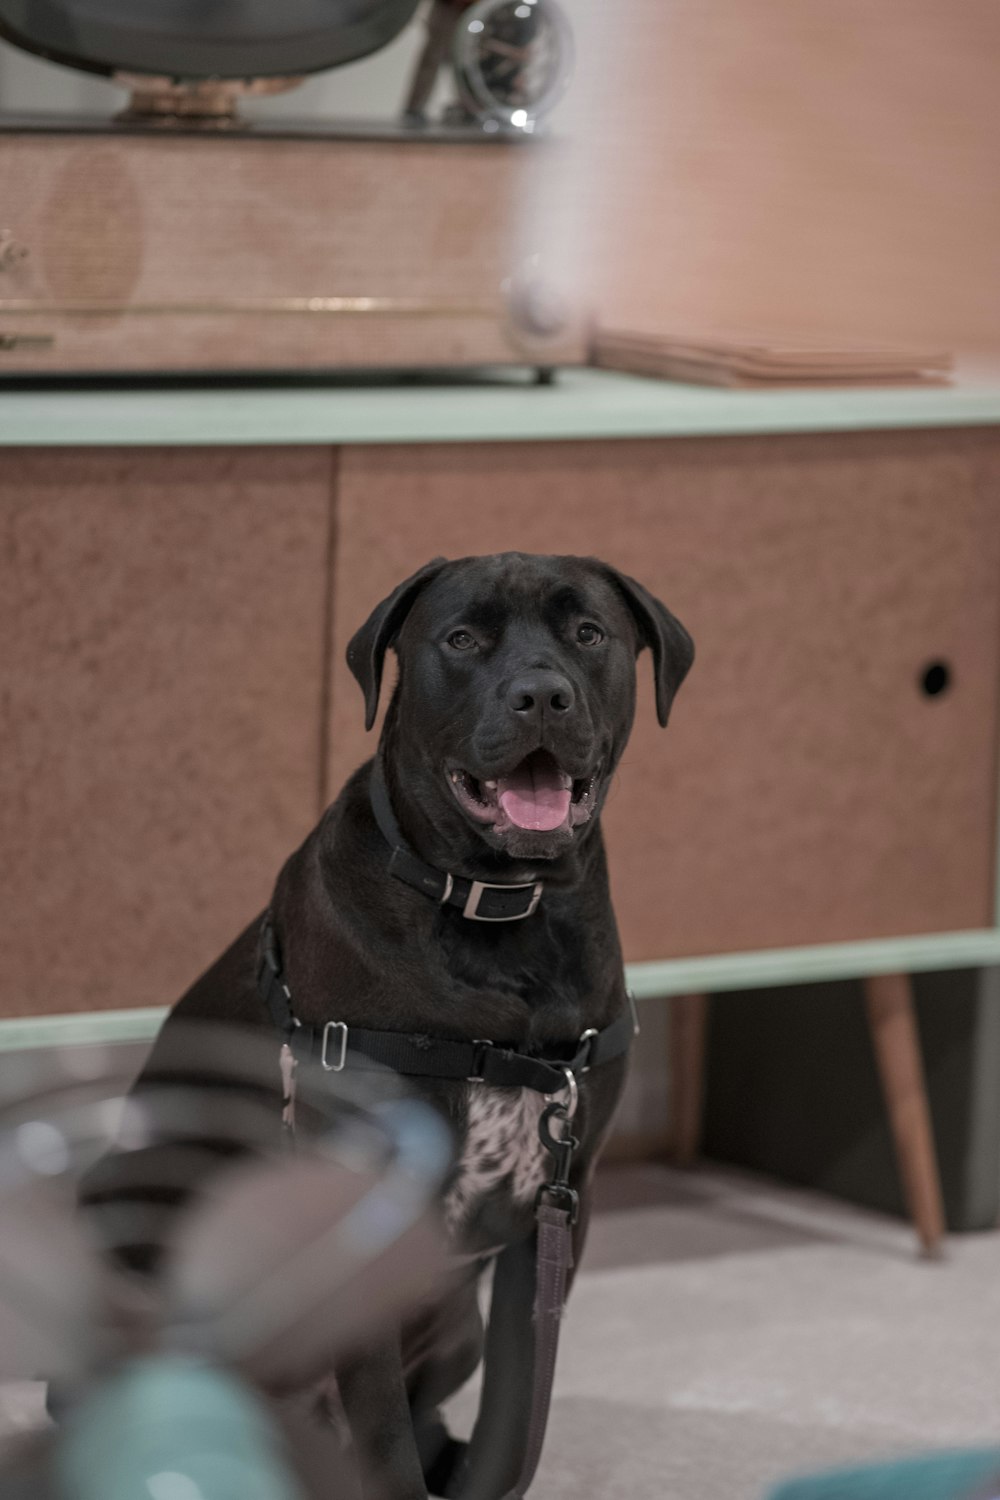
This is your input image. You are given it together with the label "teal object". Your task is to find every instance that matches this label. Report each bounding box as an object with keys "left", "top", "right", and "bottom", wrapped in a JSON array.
[
  {"left": 768, "top": 1449, "right": 1000, "bottom": 1500},
  {"left": 56, "top": 1356, "right": 303, "bottom": 1500}
]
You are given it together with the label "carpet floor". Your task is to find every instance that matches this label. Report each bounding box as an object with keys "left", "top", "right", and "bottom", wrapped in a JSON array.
[
  {"left": 4, "top": 1162, "right": 1000, "bottom": 1498},
  {"left": 445, "top": 1163, "right": 1000, "bottom": 1500}
]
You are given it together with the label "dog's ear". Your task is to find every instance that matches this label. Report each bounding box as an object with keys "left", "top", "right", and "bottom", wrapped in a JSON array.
[
  {"left": 601, "top": 565, "right": 694, "bottom": 728},
  {"left": 347, "top": 558, "right": 448, "bottom": 730}
]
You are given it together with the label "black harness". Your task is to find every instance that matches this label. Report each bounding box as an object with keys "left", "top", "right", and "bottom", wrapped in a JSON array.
[{"left": 256, "top": 912, "right": 637, "bottom": 1102}]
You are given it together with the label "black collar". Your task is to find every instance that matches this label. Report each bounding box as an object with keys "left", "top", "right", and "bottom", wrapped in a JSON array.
[{"left": 370, "top": 758, "right": 544, "bottom": 923}]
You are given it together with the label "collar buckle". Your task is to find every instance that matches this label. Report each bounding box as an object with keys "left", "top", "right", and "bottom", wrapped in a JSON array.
[{"left": 463, "top": 878, "right": 544, "bottom": 922}]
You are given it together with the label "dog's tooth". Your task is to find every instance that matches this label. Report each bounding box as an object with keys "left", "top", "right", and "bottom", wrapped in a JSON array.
[{"left": 483, "top": 780, "right": 497, "bottom": 790}]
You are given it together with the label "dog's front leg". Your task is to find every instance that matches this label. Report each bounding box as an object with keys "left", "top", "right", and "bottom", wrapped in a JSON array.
[{"left": 338, "top": 1337, "right": 428, "bottom": 1500}]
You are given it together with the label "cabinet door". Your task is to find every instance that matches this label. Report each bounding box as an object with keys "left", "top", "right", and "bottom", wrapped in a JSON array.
[
  {"left": 328, "top": 432, "right": 1000, "bottom": 961},
  {"left": 1, "top": 446, "right": 333, "bottom": 1014}
]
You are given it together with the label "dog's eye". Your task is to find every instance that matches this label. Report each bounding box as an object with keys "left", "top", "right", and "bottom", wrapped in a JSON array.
[
  {"left": 576, "top": 623, "right": 604, "bottom": 646},
  {"left": 447, "top": 630, "right": 476, "bottom": 651}
]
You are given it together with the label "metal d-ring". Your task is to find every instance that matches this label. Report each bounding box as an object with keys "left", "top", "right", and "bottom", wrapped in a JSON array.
[{"left": 545, "top": 1066, "right": 578, "bottom": 1121}]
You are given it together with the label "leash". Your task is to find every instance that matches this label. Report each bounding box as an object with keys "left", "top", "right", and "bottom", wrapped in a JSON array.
[
  {"left": 453, "top": 1095, "right": 578, "bottom": 1500},
  {"left": 255, "top": 914, "right": 636, "bottom": 1500}
]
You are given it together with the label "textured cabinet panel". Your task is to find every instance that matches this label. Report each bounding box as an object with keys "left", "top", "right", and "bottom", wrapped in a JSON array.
[
  {"left": 328, "top": 432, "right": 1000, "bottom": 961},
  {"left": 1, "top": 446, "right": 333, "bottom": 1014}
]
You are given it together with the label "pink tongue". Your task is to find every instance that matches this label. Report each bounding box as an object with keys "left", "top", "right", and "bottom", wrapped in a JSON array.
[{"left": 498, "top": 759, "right": 572, "bottom": 831}]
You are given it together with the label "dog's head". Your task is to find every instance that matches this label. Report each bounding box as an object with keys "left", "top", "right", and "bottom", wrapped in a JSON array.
[{"left": 347, "top": 553, "right": 693, "bottom": 862}]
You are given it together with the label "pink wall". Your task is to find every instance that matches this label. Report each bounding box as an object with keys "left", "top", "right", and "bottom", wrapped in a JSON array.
[{"left": 566, "top": 0, "right": 1000, "bottom": 353}]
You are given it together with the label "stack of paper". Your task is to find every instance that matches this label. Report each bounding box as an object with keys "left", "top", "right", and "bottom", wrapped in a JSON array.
[{"left": 591, "top": 329, "right": 953, "bottom": 388}]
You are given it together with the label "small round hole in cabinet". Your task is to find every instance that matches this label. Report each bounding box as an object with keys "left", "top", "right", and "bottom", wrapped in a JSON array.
[{"left": 920, "top": 661, "right": 952, "bottom": 698}]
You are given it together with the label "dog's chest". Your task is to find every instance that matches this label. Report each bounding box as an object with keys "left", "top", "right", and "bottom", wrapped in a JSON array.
[{"left": 443, "top": 1085, "right": 549, "bottom": 1236}]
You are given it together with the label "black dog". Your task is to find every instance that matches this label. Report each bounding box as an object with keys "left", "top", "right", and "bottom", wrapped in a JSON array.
[{"left": 130, "top": 551, "right": 693, "bottom": 1499}]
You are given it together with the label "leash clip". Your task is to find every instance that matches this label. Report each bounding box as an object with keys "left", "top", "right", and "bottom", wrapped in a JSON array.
[
  {"left": 537, "top": 1093, "right": 580, "bottom": 1225},
  {"left": 539, "top": 1080, "right": 579, "bottom": 1199}
]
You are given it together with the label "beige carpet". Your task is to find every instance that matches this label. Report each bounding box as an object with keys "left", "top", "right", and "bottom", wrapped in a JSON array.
[
  {"left": 445, "top": 1164, "right": 1000, "bottom": 1500},
  {"left": 4, "top": 1162, "right": 1000, "bottom": 1498}
]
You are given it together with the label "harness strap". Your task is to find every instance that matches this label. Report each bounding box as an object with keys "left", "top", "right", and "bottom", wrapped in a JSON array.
[{"left": 255, "top": 914, "right": 637, "bottom": 1095}]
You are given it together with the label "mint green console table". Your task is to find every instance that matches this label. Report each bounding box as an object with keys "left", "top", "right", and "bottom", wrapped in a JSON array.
[{"left": 4, "top": 365, "right": 1000, "bottom": 1249}]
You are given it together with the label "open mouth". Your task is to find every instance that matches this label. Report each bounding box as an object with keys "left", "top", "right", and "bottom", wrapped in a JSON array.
[{"left": 447, "top": 748, "right": 599, "bottom": 834}]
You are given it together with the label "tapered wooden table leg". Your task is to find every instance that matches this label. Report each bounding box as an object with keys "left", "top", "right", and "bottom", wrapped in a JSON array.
[
  {"left": 863, "top": 972, "right": 946, "bottom": 1256},
  {"left": 668, "top": 993, "right": 710, "bottom": 1166}
]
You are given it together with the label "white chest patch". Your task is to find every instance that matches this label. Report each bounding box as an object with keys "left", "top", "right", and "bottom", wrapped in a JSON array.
[{"left": 443, "top": 1085, "right": 550, "bottom": 1236}]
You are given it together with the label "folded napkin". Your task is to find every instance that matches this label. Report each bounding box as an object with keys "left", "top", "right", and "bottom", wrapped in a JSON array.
[{"left": 591, "top": 328, "right": 953, "bottom": 388}]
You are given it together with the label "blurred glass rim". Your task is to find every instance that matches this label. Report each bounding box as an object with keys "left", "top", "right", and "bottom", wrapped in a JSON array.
[
  {"left": 0, "top": 1020, "right": 455, "bottom": 1380},
  {"left": 0, "top": 1020, "right": 454, "bottom": 1195}
]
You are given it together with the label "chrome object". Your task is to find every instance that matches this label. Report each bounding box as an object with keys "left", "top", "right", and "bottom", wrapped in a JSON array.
[
  {"left": 545, "top": 1065, "right": 578, "bottom": 1121},
  {"left": 453, "top": 0, "right": 574, "bottom": 129},
  {"left": 503, "top": 258, "right": 574, "bottom": 347},
  {"left": 577, "top": 1026, "right": 598, "bottom": 1073},
  {"left": 462, "top": 878, "right": 544, "bottom": 920},
  {"left": 321, "top": 1020, "right": 349, "bottom": 1072}
]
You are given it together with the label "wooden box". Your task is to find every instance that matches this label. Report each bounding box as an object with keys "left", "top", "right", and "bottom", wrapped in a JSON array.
[{"left": 0, "top": 122, "right": 585, "bottom": 375}]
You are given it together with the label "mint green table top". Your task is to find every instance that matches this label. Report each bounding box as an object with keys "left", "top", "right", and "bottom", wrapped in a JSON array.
[{"left": 2, "top": 366, "right": 1000, "bottom": 447}]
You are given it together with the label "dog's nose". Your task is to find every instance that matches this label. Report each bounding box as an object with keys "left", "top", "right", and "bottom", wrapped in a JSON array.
[{"left": 506, "top": 670, "right": 575, "bottom": 719}]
